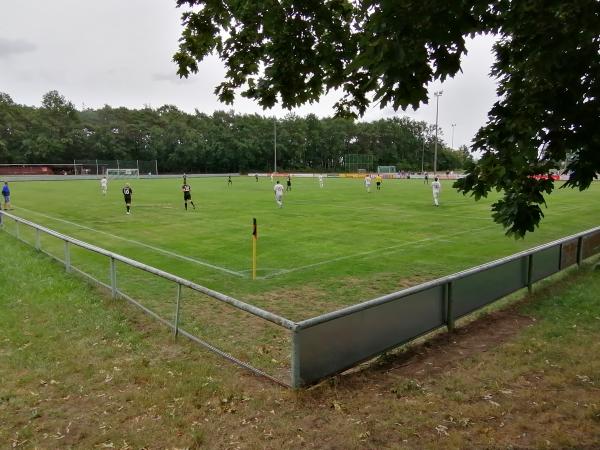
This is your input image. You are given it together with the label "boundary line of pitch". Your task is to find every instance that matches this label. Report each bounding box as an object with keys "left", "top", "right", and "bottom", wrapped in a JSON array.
[
  {"left": 262, "top": 203, "right": 592, "bottom": 279},
  {"left": 15, "top": 207, "right": 246, "bottom": 278}
]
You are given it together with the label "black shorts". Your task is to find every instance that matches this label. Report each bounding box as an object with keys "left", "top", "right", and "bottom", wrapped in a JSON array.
[
  {"left": 184, "top": 192, "right": 191, "bottom": 200},
  {"left": 376, "top": 182, "right": 381, "bottom": 186},
  {"left": 124, "top": 195, "right": 131, "bottom": 204}
]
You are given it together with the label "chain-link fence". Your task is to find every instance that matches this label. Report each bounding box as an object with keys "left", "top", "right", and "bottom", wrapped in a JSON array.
[{"left": 74, "top": 160, "right": 158, "bottom": 175}]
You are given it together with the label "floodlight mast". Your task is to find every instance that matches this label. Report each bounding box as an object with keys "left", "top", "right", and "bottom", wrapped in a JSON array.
[
  {"left": 274, "top": 119, "right": 277, "bottom": 174},
  {"left": 421, "top": 138, "right": 426, "bottom": 173},
  {"left": 451, "top": 123, "right": 456, "bottom": 149},
  {"left": 433, "top": 91, "right": 443, "bottom": 174}
]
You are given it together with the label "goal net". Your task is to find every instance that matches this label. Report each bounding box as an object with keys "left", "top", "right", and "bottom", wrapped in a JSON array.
[
  {"left": 106, "top": 168, "right": 139, "bottom": 179},
  {"left": 377, "top": 166, "right": 397, "bottom": 174}
]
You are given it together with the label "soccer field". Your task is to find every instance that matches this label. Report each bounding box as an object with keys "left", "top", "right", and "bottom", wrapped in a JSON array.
[{"left": 4, "top": 175, "right": 600, "bottom": 321}]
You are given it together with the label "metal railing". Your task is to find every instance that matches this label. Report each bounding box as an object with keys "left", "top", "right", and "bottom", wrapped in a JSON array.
[
  {"left": 2, "top": 209, "right": 599, "bottom": 388},
  {"left": 0, "top": 210, "right": 295, "bottom": 387},
  {"left": 291, "top": 226, "right": 600, "bottom": 386}
]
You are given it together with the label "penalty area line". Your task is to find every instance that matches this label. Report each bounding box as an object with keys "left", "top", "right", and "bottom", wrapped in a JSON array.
[{"left": 16, "top": 207, "right": 246, "bottom": 278}]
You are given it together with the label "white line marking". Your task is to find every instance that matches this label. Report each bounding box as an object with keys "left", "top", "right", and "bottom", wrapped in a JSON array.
[
  {"left": 16, "top": 207, "right": 246, "bottom": 278},
  {"left": 260, "top": 224, "right": 498, "bottom": 279}
]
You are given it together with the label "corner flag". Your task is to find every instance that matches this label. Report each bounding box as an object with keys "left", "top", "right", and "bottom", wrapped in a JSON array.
[{"left": 252, "top": 218, "right": 257, "bottom": 279}]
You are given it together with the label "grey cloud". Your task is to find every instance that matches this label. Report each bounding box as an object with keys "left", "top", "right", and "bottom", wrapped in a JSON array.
[{"left": 0, "top": 38, "right": 37, "bottom": 58}]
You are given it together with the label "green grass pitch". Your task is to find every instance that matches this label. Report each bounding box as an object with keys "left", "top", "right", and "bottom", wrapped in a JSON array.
[{"left": 4, "top": 175, "right": 600, "bottom": 321}]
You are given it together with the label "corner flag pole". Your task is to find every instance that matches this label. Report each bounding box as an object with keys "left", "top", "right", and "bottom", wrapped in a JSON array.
[{"left": 252, "top": 218, "right": 258, "bottom": 280}]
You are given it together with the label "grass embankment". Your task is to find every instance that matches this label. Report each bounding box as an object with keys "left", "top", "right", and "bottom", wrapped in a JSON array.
[{"left": 1, "top": 234, "right": 600, "bottom": 449}]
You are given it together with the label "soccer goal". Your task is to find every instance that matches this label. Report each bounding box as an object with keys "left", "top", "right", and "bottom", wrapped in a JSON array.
[
  {"left": 377, "top": 165, "right": 397, "bottom": 174},
  {"left": 106, "top": 168, "right": 139, "bottom": 179}
]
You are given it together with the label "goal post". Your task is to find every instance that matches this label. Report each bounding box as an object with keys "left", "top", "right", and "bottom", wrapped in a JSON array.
[{"left": 106, "top": 168, "right": 140, "bottom": 179}]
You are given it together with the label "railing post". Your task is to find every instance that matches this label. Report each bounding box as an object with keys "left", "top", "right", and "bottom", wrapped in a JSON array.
[
  {"left": 291, "top": 330, "right": 301, "bottom": 389},
  {"left": 64, "top": 240, "right": 71, "bottom": 272},
  {"left": 173, "top": 283, "right": 182, "bottom": 338},
  {"left": 35, "top": 228, "right": 41, "bottom": 251},
  {"left": 577, "top": 236, "right": 584, "bottom": 266},
  {"left": 446, "top": 282, "right": 454, "bottom": 332},
  {"left": 110, "top": 256, "right": 117, "bottom": 299},
  {"left": 527, "top": 254, "right": 534, "bottom": 293}
]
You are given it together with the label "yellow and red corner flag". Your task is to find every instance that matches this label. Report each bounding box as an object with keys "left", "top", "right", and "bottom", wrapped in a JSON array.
[{"left": 252, "top": 218, "right": 257, "bottom": 280}]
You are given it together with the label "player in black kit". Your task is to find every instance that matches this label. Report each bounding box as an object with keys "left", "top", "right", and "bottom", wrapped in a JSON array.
[
  {"left": 182, "top": 183, "right": 196, "bottom": 210},
  {"left": 122, "top": 183, "right": 133, "bottom": 214}
]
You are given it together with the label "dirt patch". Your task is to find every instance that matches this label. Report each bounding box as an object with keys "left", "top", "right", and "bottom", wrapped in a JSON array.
[{"left": 337, "top": 306, "right": 535, "bottom": 386}]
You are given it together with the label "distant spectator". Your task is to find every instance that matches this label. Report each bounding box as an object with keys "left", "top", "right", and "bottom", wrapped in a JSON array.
[{"left": 2, "top": 182, "right": 11, "bottom": 210}]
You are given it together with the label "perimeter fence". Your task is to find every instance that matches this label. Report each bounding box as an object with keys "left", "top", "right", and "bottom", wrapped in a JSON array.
[
  {"left": 1, "top": 210, "right": 599, "bottom": 388},
  {"left": 74, "top": 160, "right": 158, "bottom": 175}
]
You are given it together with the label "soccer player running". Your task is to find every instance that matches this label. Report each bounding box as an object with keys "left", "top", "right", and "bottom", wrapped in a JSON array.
[
  {"left": 286, "top": 175, "right": 292, "bottom": 191},
  {"left": 274, "top": 180, "right": 284, "bottom": 208},
  {"left": 100, "top": 176, "right": 108, "bottom": 196},
  {"left": 319, "top": 174, "right": 324, "bottom": 188},
  {"left": 228, "top": 175, "right": 233, "bottom": 186},
  {"left": 432, "top": 176, "right": 441, "bottom": 206},
  {"left": 122, "top": 183, "right": 133, "bottom": 214},
  {"left": 182, "top": 182, "right": 196, "bottom": 210}
]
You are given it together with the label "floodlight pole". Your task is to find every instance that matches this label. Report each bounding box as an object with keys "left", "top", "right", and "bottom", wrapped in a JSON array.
[
  {"left": 433, "top": 91, "right": 443, "bottom": 174},
  {"left": 451, "top": 123, "right": 456, "bottom": 149},
  {"left": 421, "top": 138, "right": 426, "bottom": 173},
  {"left": 274, "top": 119, "right": 277, "bottom": 174}
]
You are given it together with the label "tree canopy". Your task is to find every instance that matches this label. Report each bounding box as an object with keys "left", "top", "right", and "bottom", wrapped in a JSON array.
[
  {"left": 0, "top": 91, "right": 467, "bottom": 173},
  {"left": 174, "top": 0, "right": 600, "bottom": 237}
]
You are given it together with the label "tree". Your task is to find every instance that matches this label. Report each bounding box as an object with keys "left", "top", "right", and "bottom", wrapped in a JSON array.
[{"left": 174, "top": 0, "right": 600, "bottom": 237}]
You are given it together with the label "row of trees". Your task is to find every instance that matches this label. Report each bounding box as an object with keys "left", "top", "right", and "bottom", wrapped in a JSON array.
[{"left": 0, "top": 91, "right": 471, "bottom": 173}]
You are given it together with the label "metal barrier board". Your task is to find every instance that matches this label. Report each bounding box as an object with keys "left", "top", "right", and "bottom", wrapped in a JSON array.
[
  {"left": 582, "top": 230, "right": 600, "bottom": 259},
  {"left": 295, "top": 286, "right": 445, "bottom": 385},
  {"left": 531, "top": 245, "right": 561, "bottom": 282},
  {"left": 453, "top": 258, "right": 527, "bottom": 318},
  {"left": 560, "top": 239, "right": 579, "bottom": 269}
]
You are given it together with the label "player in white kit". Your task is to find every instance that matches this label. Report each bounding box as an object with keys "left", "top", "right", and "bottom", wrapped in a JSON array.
[
  {"left": 364, "top": 175, "right": 371, "bottom": 193},
  {"left": 100, "top": 177, "right": 108, "bottom": 195},
  {"left": 432, "top": 176, "right": 441, "bottom": 206},
  {"left": 318, "top": 174, "right": 324, "bottom": 188},
  {"left": 274, "top": 181, "right": 284, "bottom": 208}
]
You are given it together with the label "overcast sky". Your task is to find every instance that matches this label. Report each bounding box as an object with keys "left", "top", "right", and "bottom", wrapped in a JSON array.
[{"left": 0, "top": 0, "right": 499, "bottom": 149}]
